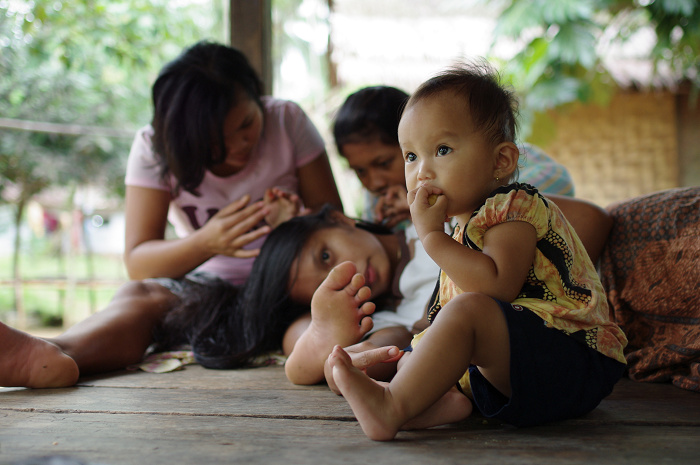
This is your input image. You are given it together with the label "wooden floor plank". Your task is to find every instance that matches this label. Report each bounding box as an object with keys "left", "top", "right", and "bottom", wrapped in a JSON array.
[
  {"left": 1, "top": 412, "right": 698, "bottom": 465},
  {"left": 0, "top": 386, "right": 354, "bottom": 419},
  {"left": 1, "top": 364, "right": 699, "bottom": 465}
]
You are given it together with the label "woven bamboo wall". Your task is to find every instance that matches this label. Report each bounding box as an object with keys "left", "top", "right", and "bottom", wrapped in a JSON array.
[{"left": 541, "top": 92, "right": 680, "bottom": 207}]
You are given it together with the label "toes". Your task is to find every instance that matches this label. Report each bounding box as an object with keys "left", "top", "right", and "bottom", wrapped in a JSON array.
[
  {"left": 356, "top": 286, "right": 372, "bottom": 303},
  {"left": 324, "top": 262, "right": 357, "bottom": 291},
  {"left": 358, "top": 315, "right": 374, "bottom": 336},
  {"left": 349, "top": 272, "right": 366, "bottom": 291}
]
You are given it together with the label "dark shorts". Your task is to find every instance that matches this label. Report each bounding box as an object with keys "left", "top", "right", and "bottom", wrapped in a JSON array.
[
  {"left": 468, "top": 300, "right": 626, "bottom": 427},
  {"left": 145, "top": 272, "right": 236, "bottom": 351}
]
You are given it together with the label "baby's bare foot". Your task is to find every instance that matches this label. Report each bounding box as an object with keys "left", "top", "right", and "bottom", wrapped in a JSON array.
[
  {"left": 0, "top": 322, "right": 79, "bottom": 388},
  {"left": 401, "top": 387, "right": 472, "bottom": 431},
  {"left": 329, "top": 345, "right": 403, "bottom": 441},
  {"left": 285, "top": 262, "right": 375, "bottom": 385}
]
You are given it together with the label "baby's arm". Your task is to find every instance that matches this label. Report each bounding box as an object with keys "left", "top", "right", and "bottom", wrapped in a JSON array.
[{"left": 408, "top": 187, "right": 537, "bottom": 302}]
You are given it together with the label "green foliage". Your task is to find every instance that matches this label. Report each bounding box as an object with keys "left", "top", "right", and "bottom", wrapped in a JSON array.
[
  {"left": 488, "top": 0, "right": 700, "bottom": 140},
  {"left": 0, "top": 0, "right": 226, "bottom": 202}
]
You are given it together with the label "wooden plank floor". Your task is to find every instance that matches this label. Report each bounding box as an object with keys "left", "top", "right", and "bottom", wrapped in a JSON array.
[{"left": 1, "top": 364, "right": 699, "bottom": 465}]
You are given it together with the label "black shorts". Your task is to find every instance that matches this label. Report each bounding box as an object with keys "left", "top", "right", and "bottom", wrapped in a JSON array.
[{"left": 468, "top": 300, "right": 626, "bottom": 427}]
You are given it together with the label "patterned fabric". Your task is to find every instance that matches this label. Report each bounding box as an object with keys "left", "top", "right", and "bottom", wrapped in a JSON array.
[
  {"left": 600, "top": 187, "right": 700, "bottom": 392},
  {"left": 130, "top": 349, "right": 285, "bottom": 373},
  {"left": 519, "top": 143, "right": 575, "bottom": 197},
  {"left": 427, "top": 183, "right": 627, "bottom": 364}
]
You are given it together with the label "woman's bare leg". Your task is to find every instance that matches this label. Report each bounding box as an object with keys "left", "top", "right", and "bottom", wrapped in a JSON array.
[
  {"left": 50, "top": 281, "right": 178, "bottom": 375},
  {"left": 0, "top": 281, "right": 177, "bottom": 388}
]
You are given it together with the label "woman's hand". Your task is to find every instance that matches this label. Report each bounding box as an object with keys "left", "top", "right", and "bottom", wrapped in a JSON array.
[
  {"left": 196, "top": 194, "right": 271, "bottom": 258},
  {"left": 374, "top": 185, "right": 411, "bottom": 229}
]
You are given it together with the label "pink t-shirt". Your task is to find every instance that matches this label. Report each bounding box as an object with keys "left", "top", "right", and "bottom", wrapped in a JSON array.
[{"left": 125, "top": 97, "right": 326, "bottom": 285}]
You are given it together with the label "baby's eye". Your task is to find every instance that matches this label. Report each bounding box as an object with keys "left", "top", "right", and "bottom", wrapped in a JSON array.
[
  {"left": 437, "top": 145, "right": 452, "bottom": 156},
  {"left": 320, "top": 250, "right": 331, "bottom": 263},
  {"left": 405, "top": 152, "right": 417, "bottom": 163}
]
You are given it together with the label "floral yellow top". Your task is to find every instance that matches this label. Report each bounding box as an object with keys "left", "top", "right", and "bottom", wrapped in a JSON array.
[{"left": 426, "top": 183, "right": 627, "bottom": 364}]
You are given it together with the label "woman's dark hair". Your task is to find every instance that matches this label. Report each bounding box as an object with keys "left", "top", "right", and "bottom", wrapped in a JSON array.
[
  {"left": 150, "top": 41, "right": 264, "bottom": 195},
  {"left": 333, "top": 86, "right": 409, "bottom": 155},
  {"left": 407, "top": 61, "right": 519, "bottom": 146},
  {"left": 153, "top": 205, "right": 345, "bottom": 369}
]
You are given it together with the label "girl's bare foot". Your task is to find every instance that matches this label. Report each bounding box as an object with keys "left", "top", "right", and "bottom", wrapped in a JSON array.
[
  {"left": 309, "top": 261, "right": 375, "bottom": 343},
  {"left": 285, "top": 262, "right": 376, "bottom": 384},
  {"left": 329, "top": 345, "right": 404, "bottom": 441},
  {"left": 0, "top": 322, "right": 79, "bottom": 388}
]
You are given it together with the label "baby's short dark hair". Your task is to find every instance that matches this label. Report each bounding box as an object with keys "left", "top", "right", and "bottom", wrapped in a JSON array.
[{"left": 407, "top": 61, "right": 518, "bottom": 147}]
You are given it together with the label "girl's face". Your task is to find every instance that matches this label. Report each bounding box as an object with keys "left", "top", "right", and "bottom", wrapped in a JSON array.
[
  {"left": 288, "top": 224, "right": 392, "bottom": 305},
  {"left": 400, "top": 92, "right": 499, "bottom": 223},
  {"left": 340, "top": 140, "right": 405, "bottom": 194},
  {"left": 211, "top": 96, "right": 263, "bottom": 176}
]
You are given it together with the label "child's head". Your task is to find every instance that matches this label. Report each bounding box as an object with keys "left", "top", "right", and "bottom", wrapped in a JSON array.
[
  {"left": 333, "top": 86, "right": 409, "bottom": 194},
  {"left": 234, "top": 205, "right": 391, "bottom": 350},
  {"left": 407, "top": 61, "right": 518, "bottom": 148},
  {"left": 150, "top": 41, "right": 264, "bottom": 194},
  {"left": 399, "top": 62, "right": 520, "bottom": 219}
]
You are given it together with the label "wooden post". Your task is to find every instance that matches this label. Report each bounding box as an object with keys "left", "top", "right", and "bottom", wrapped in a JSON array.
[{"left": 230, "top": 0, "right": 272, "bottom": 95}]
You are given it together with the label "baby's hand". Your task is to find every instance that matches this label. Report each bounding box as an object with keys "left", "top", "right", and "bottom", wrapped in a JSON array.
[
  {"left": 263, "top": 187, "right": 308, "bottom": 228},
  {"left": 407, "top": 185, "right": 446, "bottom": 241},
  {"left": 374, "top": 185, "right": 411, "bottom": 229}
]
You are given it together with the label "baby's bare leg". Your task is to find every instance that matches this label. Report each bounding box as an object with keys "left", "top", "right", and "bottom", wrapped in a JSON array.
[
  {"left": 0, "top": 322, "right": 79, "bottom": 388},
  {"left": 285, "top": 261, "right": 375, "bottom": 385},
  {"left": 330, "top": 292, "right": 510, "bottom": 441}
]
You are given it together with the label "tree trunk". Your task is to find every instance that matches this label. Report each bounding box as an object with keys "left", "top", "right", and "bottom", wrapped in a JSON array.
[{"left": 12, "top": 197, "right": 26, "bottom": 329}]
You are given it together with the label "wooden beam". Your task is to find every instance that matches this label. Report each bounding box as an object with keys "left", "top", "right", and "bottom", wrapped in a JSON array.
[
  {"left": 0, "top": 117, "right": 134, "bottom": 138},
  {"left": 230, "top": 0, "right": 272, "bottom": 95}
]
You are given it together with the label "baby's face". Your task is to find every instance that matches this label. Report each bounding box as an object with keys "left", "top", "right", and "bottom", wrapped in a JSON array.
[
  {"left": 399, "top": 91, "right": 498, "bottom": 219},
  {"left": 288, "top": 224, "right": 391, "bottom": 305}
]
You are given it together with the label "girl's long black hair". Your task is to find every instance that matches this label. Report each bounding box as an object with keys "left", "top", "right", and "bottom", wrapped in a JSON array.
[{"left": 152, "top": 205, "right": 346, "bottom": 369}]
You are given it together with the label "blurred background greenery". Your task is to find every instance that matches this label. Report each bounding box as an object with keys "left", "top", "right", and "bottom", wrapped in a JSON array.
[{"left": 2, "top": 0, "right": 698, "bottom": 330}]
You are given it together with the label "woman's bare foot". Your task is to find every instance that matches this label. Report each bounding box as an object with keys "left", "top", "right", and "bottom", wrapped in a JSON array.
[
  {"left": 329, "top": 345, "right": 404, "bottom": 441},
  {"left": 0, "top": 322, "right": 79, "bottom": 388},
  {"left": 285, "top": 262, "right": 375, "bottom": 385}
]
